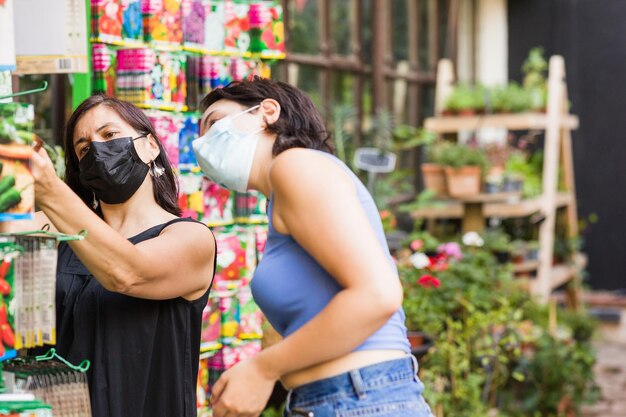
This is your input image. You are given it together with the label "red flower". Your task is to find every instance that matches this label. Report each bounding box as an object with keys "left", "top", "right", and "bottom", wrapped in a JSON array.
[
  {"left": 417, "top": 274, "right": 441, "bottom": 288},
  {"left": 428, "top": 254, "right": 449, "bottom": 272}
]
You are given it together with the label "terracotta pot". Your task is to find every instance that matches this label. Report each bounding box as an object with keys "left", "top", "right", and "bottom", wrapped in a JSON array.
[
  {"left": 421, "top": 163, "right": 448, "bottom": 197},
  {"left": 444, "top": 166, "right": 482, "bottom": 197},
  {"left": 407, "top": 331, "right": 425, "bottom": 348},
  {"left": 458, "top": 109, "right": 476, "bottom": 116}
]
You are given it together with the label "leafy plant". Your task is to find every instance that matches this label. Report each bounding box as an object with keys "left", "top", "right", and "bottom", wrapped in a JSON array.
[
  {"left": 482, "top": 229, "right": 513, "bottom": 253},
  {"left": 434, "top": 142, "right": 489, "bottom": 173},
  {"left": 392, "top": 125, "right": 436, "bottom": 151},
  {"left": 329, "top": 104, "right": 357, "bottom": 166},
  {"left": 444, "top": 84, "right": 485, "bottom": 113}
]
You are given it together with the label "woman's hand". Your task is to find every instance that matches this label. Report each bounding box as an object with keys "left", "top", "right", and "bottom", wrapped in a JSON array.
[
  {"left": 211, "top": 357, "right": 278, "bottom": 417},
  {"left": 31, "top": 137, "right": 62, "bottom": 202}
]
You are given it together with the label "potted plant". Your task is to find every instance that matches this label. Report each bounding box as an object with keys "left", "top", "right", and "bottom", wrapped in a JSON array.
[
  {"left": 421, "top": 141, "right": 452, "bottom": 197},
  {"left": 436, "top": 143, "right": 488, "bottom": 197},
  {"left": 526, "top": 240, "right": 540, "bottom": 261},
  {"left": 405, "top": 230, "right": 441, "bottom": 257},
  {"left": 482, "top": 229, "right": 513, "bottom": 264},
  {"left": 444, "top": 84, "right": 484, "bottom": 116},
  {"left": 485, "top": 173, "right": 503, "bottom": 194}
]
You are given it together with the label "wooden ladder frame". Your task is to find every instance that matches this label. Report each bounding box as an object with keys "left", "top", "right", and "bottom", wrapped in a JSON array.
[{"left": 426, "top": 56, "right": 582, "bottom": 304}]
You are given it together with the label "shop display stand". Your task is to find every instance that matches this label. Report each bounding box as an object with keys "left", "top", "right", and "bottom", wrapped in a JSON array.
[{"left": 413, "top": 56, "right": 584, "bottom": 304}]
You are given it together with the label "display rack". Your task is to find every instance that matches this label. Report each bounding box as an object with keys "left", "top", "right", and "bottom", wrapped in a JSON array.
[{"left": 412, "top": 57, "right": 583, "bottom": 303}]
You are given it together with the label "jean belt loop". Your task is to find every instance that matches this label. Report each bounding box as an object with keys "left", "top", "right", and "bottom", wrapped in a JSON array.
[
  {"left": 349, "top": 369, "right": 367, "bottom": 400},
  {"left": 411, "top": 354, "right": 419, "bottom": 382},
  {"left": 285, "top": 389, "right": 294, "bottom": 414}
]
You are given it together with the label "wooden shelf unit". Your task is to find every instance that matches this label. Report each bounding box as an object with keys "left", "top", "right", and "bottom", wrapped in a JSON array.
[
  {"left": 418, "top": 57, "right": 583, "bottom": 304},
  {"left": 424, "top": 112, "right": 579, "bottom": 133}
]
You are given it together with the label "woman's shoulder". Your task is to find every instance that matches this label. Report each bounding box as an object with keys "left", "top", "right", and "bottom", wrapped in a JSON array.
[{"left": 270, "top": 149, "right": 351, "bottom": 187}]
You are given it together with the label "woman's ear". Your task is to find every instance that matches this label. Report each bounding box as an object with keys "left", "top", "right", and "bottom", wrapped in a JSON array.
[
  {"left": 260, "top": 99, "right": 281, "bottom": 126},
  {"left": 146, "top": 134, "right": 161, "bottom": 161}
]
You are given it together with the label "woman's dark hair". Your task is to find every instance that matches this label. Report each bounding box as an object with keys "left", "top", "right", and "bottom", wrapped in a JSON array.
[
  {"left": 65, "top": 94, "right": 181, "bottom": 216},
  {"left": 200, "top": 77, "right": 334, "bottom": 156}
]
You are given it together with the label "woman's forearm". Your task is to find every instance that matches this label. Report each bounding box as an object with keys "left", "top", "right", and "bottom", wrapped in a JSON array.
[{"left": 37, "top": 177, "right": 146, "bottom": 292}]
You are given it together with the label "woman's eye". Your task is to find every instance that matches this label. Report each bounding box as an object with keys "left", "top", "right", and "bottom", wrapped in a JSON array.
[
  {"left": 80, "top": 145, "right": 90, "bottom": 155},
  {"left": 105, "top": 131, "right": 118, "bottom": 138}
]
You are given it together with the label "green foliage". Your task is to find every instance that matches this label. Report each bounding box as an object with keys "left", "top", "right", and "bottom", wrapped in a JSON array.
[
  {"left": 399, "top": 241, "right": 598, "bottom": 417},
  {"left": 482, "top": 229, "right": 513, "bottom": 253},
  {"left": 522, "top": 47, "right": 549, "bottom": 111},
  {"left": 391, "top": 125, "right": 436, "bottom": 151},
  {"left": 434, "top": 142, "right": 489, "bottom": 173},
  {"left": 444, "top": 84, "right": 486, "bottom": 113},
  {"left": 505, "top": 151, "right": 543, "bottom": 198},
  {"left": 261, "top": 404, "right": 285, "bottom": 417},
  {"left": 490, "top": 83, "right": 533, "bottom": 114},
  {"left": 330, "top": 105, "right": 358, "bottom": 166}
]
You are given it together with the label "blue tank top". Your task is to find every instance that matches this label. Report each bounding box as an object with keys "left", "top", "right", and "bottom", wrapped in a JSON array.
[{"left": 251, "top": 151, "right": 410, "bottom": 353}]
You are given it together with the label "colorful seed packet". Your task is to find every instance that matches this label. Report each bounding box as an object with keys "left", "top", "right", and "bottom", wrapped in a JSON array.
[
  {"left": 142, "top": 0, "right": 183, "bottom": 46},
  {"left": 203, "top": 0, "right": 226, "bottom": 51},
  {"left": 182, "top": 0, "right": 206, "bottom": 46},
  {"left": 179, "top": 114, "right": 200, "bottom": 169},
  {"left": 200, "top": 294, "right": 221, "bottom": 351},
  {"left": 92, "top": 0, "right": 123, "bottom": 43},
  {"left": 146, "top": 110, "right": 183, "bottom": 169},
  {"left": 202, "top": 178, "right": 234, "bottom": 226},
  {"left": 178, "top": 173, "right": 204, "bottom": 220},
  {"left": 92, "top": 43, "right": 117, "bottom": 96},
  {"left": 223, "top": 1, "right": 250, "bottom": 54},
  {"left": 121, "top": 0, "right": 143, "bottom": 41}
]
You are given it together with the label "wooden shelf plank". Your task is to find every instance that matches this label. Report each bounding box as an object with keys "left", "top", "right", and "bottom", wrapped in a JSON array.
[
  {"left": 410, "top": 192, "right": 573, "bottom": 220},
  {"left": 530, "top": 253, "right": 588, "bottom": 293},
  {"left": 424, "top": 113, "right": 580, "bottom": 133},
  {"left": 513, "top": 260, "right": 540, "bottom": 273}
]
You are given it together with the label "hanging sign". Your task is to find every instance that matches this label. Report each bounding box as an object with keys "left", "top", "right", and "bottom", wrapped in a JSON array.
[
  {"left": 14, "top": 0, "right": 88, "bottom": 74},
  {"left": 0, "top": 0, "right": 16, "bottom": 72}
]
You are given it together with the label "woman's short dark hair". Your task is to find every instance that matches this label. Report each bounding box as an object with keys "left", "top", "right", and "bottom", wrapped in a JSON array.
[
  {"left": 65, "top": 94, "right": 181, "bottom": 216},
  {"left": 200, "top": 77, "right": 334, "bottom": 156}
]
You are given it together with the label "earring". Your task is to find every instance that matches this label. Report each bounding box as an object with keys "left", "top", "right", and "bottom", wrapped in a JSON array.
[
  {"left": 150, "top": 160, "right": 165, "bottom": 178},
  {"left": 92, "top": 193, "right": 99, "bottom": 210}
]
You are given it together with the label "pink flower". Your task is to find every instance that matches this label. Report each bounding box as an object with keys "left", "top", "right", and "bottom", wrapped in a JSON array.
[
  {"left": 438, "top": 242, "right": 463, "bottom": 260},
  {"left": 417, "top": 275, "right": 441, "bottom": 288},
  {"left": 410, "top": 240, "right": 424, "bottom": 252}
]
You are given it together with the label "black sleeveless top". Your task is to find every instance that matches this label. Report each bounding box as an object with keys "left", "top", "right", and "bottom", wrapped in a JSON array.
[{"left": 54, "top": 218, "right": 214, "bottom": 417}]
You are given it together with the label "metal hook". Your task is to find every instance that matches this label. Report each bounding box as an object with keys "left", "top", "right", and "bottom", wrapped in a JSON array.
[{"left": 0, "top": 80, "right": 49, "bottom": 100}]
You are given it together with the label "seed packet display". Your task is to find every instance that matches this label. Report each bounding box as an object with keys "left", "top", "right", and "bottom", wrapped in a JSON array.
[
  {"left": 202, "top": 179, "right": 233, "bottom": 227},
  {"left": 214, "top": 229, "right": 254, "bottom": 283},
  {"left": 178, "top": 173, "right": 204, "bottom": 220},
  {"left": 203, "top": 0, "right": 226, "bottom": 52},
  {"left": 223, "top": 0, "right": 250, "bottom": 54},
  {"left": 238, "top": 285, "right": 262, "bottom": 339},
  {"left": 179, "top": 114, "right": 199, "bottom": 169},
  {"left": 233, "top": 190, "right": 267, "bottom": 224},
  {"left": 39, "top": 238, "right": 57, "bottom": 345},
  {"left": 200, "top": 294, "right": 221, "bottom": 351},
  {"left": 142, "top": 0, "right": 183, "bottom": 46},
  {"left": 185, "top": 55, "right": 202, "bottom": 112},
  {"left": 92, "top": 43, "right": 117, "bottom": 96},
  {"left": 0, "top": 239, "right": 18, "bottom": 361},
  {"left": 121, "top": 0, "right": 143, "bottom": 41},
  {"left": 255, "top": 225, "right": 267, "bottom": 261},
  {"left": 248, "top": 1, "right": 286, "bottom": 55},
  {"left": 182, "top": 0, "right": 206, "bottom": 46},
  {"left": 0, "top": 102, "right": 35, "bottom": 221},
  {"left": 217, "top": 287, "right": 239, "bottom": 343},
  {"left": 146, "top": 110, "right": 182, "bottom": 169},
  {"left": 92, "top": 0, "right": 123, "bottom": 43}
]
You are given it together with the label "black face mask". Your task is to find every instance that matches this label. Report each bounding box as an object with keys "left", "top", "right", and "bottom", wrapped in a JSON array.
[{"left": 79, "top": 136, "right": 150, "bottom": 204}]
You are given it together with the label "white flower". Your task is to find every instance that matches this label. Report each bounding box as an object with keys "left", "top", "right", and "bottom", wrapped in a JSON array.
[
  {"left": 408, "top": 252, "right": 431, "bottom": 269},
  {"left": 462, "top": 232, "right": 485, "bottom": 247}
]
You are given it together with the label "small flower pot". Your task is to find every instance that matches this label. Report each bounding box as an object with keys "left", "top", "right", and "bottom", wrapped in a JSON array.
[
  {"left": 407, "top": 331, "right": 425, "bottom": 348},
  {"left": 493, "top": 251, "right": 512, "bottom": 264},
  {"left": 458, "top": 109, "right": 476, "bottom": 116},
  {"left": 445, "top": 166, "right": 482, "bottom": 197},
  {"left": 503, "top": 178, "right": 524, "bottom": 193},
  {"left": 526, "top": 248, "right": 539, "bottom": 261},
  {"left": 421, "top": 163, "right": 448, "bottom": 197},
  {"left": 485, "top": 181, "right": 502, "bottom": 194}
]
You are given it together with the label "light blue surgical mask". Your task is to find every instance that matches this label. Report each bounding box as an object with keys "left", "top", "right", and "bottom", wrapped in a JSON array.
[{"left": 192, "top": 105, "right": 263, "bottom": 192}]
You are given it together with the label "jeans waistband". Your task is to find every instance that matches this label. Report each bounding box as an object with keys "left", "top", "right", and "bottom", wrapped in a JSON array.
[{"left": 286, "top": 355, "right": 419, "bottom": 411}]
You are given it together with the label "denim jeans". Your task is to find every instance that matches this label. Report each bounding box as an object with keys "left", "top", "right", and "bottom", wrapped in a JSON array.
[{"left": 283, "top": 356, "right": 434, "bottom": 417}]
